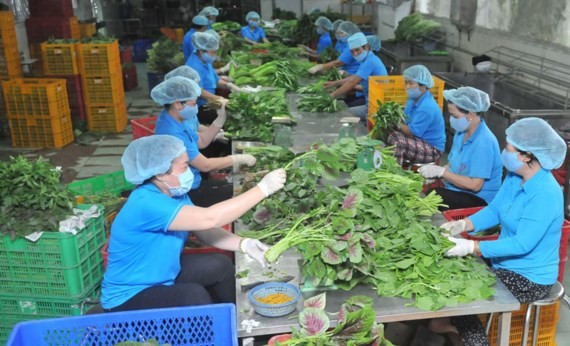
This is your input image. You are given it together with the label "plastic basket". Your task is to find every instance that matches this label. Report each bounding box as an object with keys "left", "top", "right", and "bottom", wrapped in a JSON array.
[
  {"left": 0, "top": 11, "right": 15, "bottom": 31},
  {"left": 86, "top": 100, "right": 128, "bottom": 133},
  {"left": 132, "top": 39, "right": 154, "bottom": 62},
  {"left": 82, "top": 75, "right": 125, "bottom": 104},
  {"left": 441, "top": 207, "right": 499, "bottom": 241},
  {"left": 131, "top": 115, "right": 157, "bottom": 139},
  {"left": 3, "top": 78, "right": 70, "bottom": 118},
  {"left": 0, "top": 205, "right": 105, "bottom": 298},
  {"left": 367, "top": 75, "right": 445, "bottom": 127},
  {"left": 79, "top": 22, "right": 96, "bottom": 39},
  {"left": 25, "top": 17, "right": 75, "bottom": 43},
  {"left": 120, "top": 46, "right": 133, "bottom": 64},
  {"left": 41, "top": 42, "right": 79, "bottom": 75},
  {"left": 29, "top": 0, "right": 74, "bottom": 17},
  {"left": 0, "top": 44, "right": 22, "bottom": 79},
  {"left": 7, "top": 304, "right": 238, "bottom": 346},
  {"left": 68, "top": 170, "right": 134, "bottom": 198},
  {"left": 248, "top": 283, "right": 301, "bottom": 317},
  {"left": 123, "top": 64, "right": 138, "bottom": 91},
  {"left": 70, "top": 17, "right": 80, "bottom": 39},
  {"left": 8, "top": 113, "right": 75, "bottom": 148},
  {"left": 76, "top": 41, "right": 121, "bottom": 76},
  {"left": 47, "top": 74, "right": 87, "bottom": 121}
]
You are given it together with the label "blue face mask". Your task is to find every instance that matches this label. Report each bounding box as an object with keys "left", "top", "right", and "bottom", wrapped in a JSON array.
[
  {"left": 201, "top": 52, "right": 216, "bottom": 64},
  {"left": 353, "top": 50, "right": 368, "bottom": 63},
  {"left": 406, "top": 87, "right": 422, "bottom": 100},
  {"left": 316, "top": 27, "right": 326, "bottom": 35},
  {"left": 180, "top": 104, "right": 198, "bottom": 121},
  {"left": 338, "top": 36, "right": 348, "bottom": 43},
  {"left": 450, "top": 115, "right": 470, "bottom": 132},
  {"left": 165, "top": 168, "right": 194, "bottom": 196},
  {"left": 208, "top": 19, "right": 215, "bottom": 26},
  {"left": 248, "top": 20, "right": 258, "bottom": 27},
  {"left": 501, "top": 149, "right": 524, "bottom": 173}
]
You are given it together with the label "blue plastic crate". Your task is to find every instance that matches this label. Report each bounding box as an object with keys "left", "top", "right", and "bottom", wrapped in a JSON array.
[
  {"left": 132, "top": 39, "right": 154, "bottom": 62},
  {"left": 7, "top": 304, "right": 238, "bottom": 346}
]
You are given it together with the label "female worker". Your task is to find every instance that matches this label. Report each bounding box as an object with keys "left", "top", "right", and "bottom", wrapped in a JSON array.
[
  {"left": 182, "top": 15, "right": 208, "bottom": 61},
  {"left": 152, "top": 77, "right": 255, "bottom": 207},
  {"left": 299, "top": 16, "right": 333, "bottom": 59},
  {"left": 434, "top": 117, "right": 567, "bottom": 345},
  {"left": 308, "top": 21, "right": 361, "bottom": 76},
  {"left": 101, "top": 135, "right": 286, "bottom": 311},
  {"left": 186, "top": 31, "right": 240, "bottom": 124},
  {"left": 387, "top": 65, "right": 445, "bottom": 165},
  {"left": 199, "top": 6, "right": 219, "bottom": 30},
  {"left": 332, "top": 19, "right": 345, "bottom": 53},
  {"left": 241, "top": 11, "right": 269, "bottom": 45},
  {"left": 418, "top": 87, "right": 502, "bottom": 210},
  {"left": 325, "top": 32, "right": 387, "bottom": 122},
  {"left": 366, "top": 35, "right": 381, "bottom": 54}
]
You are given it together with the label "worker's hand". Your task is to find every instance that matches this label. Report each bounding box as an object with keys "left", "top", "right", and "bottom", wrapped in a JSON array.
[
  {"left": 220, "top": 62, "right": 232, "bottom": 73},
  {"left": 214, "top": 131, "right": 229, "bottom": 143},
  {"left": 418, "top": 164, "right": 446, "bottom": 178},
  {"left": 445, "top": 237, "right": 474, "bottom": 257},
  {"left": 220, "top": 75, "right": 234, "bottom": 83},
  {"left": 232, "top": 154, "right": 256, "bottom": 171},
  {"left": 257, "top": 168, "right": 286, "bottom": 197},
  {"left": 212, "top": 103, "right": 227, "bottom": 127},
  {"left": 323, "top": 81, "right": 336, "bottom": 88},
  {"left": 440, "top": 220, "right": 467, "bottom": 237},
  {"left": 240, "top": 238, "right": 269, "bottom": 268},
  {"left": 308, "top": 64, "right": 324, "bottom": 74},
  {"left": 227, "top": 82, "right": 242, "bottom": 93},
  {"left": 297, "top": 44, "right": 309, "bottom": 50},
  {"left": 299, "top": 50, "right": 310, "bottom": 56},
  {"left": 339, "top": 70, "right": 349, "bottom": 77}
]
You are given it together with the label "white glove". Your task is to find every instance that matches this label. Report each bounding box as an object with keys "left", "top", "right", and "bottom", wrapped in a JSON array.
[
  {"left": 227, "top": 82, "right": 242, "bottom": 93},
  {"left": 440, "top": 220, "right": 467, "bottom": 237},
  {"left": 232, "top": 154, "right": 256, "bottom": 171},
  {"left": 257, "top": 168, "right": 286, "bottom": 197},
  {"left": 212, "top": 104, "right": 227, "bottom": 127},
  {"left": 240, "top": 85, "right": 262, "bottom": 93},
  {"left": 220, "top": 75, "right": 234, "bottom": 83},
  {"left": 220, "top": 62, "right": 232, "bottom": 73},
  {"left": 445, "top": 237, "right": 475, "bottom": 257},
  {"left": 308, "top": 64, "right": 324, "bottom": 74},
  {"left": 240, "top": 238, "right": 269, "bottom": 268},
  {"left": 418, "top": 164, "right": 446, "bottom": 178},
  {"left": 214, "top": 131, "right": 229, "bottom": 143}
]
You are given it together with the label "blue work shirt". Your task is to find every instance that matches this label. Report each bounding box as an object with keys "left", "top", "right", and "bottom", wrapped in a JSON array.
[
  {"left": 182, "top": 28, "right": 196, "bottom": 61},
  {"left": 101, "top": 183, "right": 192, "bottom": 309},
  {"left": 445, "top": 119, "right": 502, "bottom": 203},
  {"left": 186, "top": 52, "right": 220, "bottom": 107},
  {"left": 338, "top": 46, "right": 360, "bottom": 75},
  {"left": 335, "top": 40, "right": 347, "bottom": 54},
  {"left": 404, "top": 91, "right": 445, "bottom": 151},
  {"left": 316, "top": 32, "right": 332, "bottom": 54},
  {"left": 469, "top": 169, "right": 564, "bottom": 285},
  {"left": 154, "top": 109, "right": 202, "bottom": 189},
  {"left": 241, "top": 25, "right": 266, "bottom": 43},
  {"left": 355, "top": 51, "right": 388, "bottom": 104}
]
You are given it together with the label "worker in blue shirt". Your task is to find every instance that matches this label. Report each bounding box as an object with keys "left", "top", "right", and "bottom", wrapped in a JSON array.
[
  {"left": 241, "top": 11, "right": 269, "bottom": 45},
  {"left": 299, "top": 16, "right": 333, "bottom": 59},
  {"left": 308, "top": 21, "right": 361, "bottom": 76},
  {"left": 366, "top": 35, "right": 381, "bottom": 54},
  {"left": 332, "top": 20, "right": 345, "bottom": 53},
  {"left": 418, "top": 87, "right": 502, "bottom": 210},
  {"left": 433, "top": 118, "right": 567, "bottom": 346},
  {"left": 386, "top": 65, "right": 445, "bottom": 165},
  {"left": 325, "top": 32, "right": 388, "bottom": 123},
  {"left": 151, "top": 77, "right": 254, "bottom": 206},
  {"left": 199, "top": 6, "right": 219, "bottom": 30},
  {"left": 182, "top": 15, "right": 208, "bottom": 61},
  {"left": 101, "top": 135, "right": 286, "bottom": 312}
]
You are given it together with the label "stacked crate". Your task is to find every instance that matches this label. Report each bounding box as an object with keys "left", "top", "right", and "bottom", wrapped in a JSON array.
[
  {"left": 120, "top": 46, "right": 138, "bottom": 91},
  {"left": 2, "top": 78, "right": 74, "bottom": 148},
  {"left": 0, "top": 11, "right": 23, "bottom": 136},
  {"left": 41, "top": 42, "right": 86, "bottom": 122},
  {"left": 79, "top": 22, "right": 97, "bottom": 38},
  {"left": 77, "top": 40, "right": 127, "bottom": 132}
]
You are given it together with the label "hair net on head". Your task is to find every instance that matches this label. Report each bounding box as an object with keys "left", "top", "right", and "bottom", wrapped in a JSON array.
[
  {"left": 122, "top": 135, "right": 186, "bottom": 185},
  {"left": 403, "top": 65, "right": 434, "bottom": 88},
  {"left": 332, "top": 19, "right": 343, "bottom": 32},
  {"left": 151, "top": 76, "right": 202, "bottom": 105},
  {"left": 205, "top": 29, "right": 220, "bottom": 40},
  {"left": 191, "top": 31, "right": 219, "bottom": 51},
  {"left": 192, "top": 15, "right": 208, "bottom": 26},
  {"left": 315, "top": 16, "right": 333, "bottom": 30},
  {"left": 338, "top": 21, "right": 360, "bottom": 36},
  {"left": 164, "top": 66, "right": 200, "bottom": 84},
  {"left": 246, "top": 11, "right": 260, "bottom": 21},
  {"left": 199, "top": 6, "right": 219, "bottom": 17},
  {"left": 366, "top": 35, "right": 381, "bottom": 52},
  {"left": 443, "top": 87, "right": 490, "bottom": 113},
  {"left": 506, "top": 117, "right": 567, "bottom": 170},
  {"left": 348, "top": 32, "right": 367, "bottom": 49}
]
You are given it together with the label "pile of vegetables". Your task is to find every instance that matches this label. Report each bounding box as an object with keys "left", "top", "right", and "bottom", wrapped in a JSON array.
[
  {"left": 217, "top": 31, "right": 249, "bottom": 60},
  {"left": 368, "top": 101, "right": 407, "bottom": 142},
  {"left": 212, "top": 21, "right": 241, "bottom": 32},
  {"left": 320, "top": 46, "right": 339, "bottom": 63},
  {"left": 146, "top": 38, "right": 185, "bottom": 74},
  {"left": 394, "top": 13, "right": 441, "bottom": 42},
  {"left": 296, "top": 69, "right": 342, "bottom": 94},
  {"left": 275, "top": 19, "right": 297, "bottom": 40},
  {"left": 272, "top": 8, "right": 297, "bottom": 20},
  {"left": 293, "top": 11, "right": 346, "bottom": 45},
  {"left": 231, "top": 59, "right": 312, "bottom": 91},
  {"left": 0, "top": 156, "right": 74, "bottom": 239},
  {"left": 298, "top": 93, "right": 340, "bottom": 113},
  {"left": 241, "top": 145, "right": 295, "bottom": 171}
]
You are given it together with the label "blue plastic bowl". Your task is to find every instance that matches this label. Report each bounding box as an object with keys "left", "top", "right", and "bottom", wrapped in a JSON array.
[{"left": 248, "top": 282, "right": 301, "bottom": 317}]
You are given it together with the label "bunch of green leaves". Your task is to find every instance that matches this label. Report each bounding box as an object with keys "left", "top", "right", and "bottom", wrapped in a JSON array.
[
  {"left": 273, "top": 8, "right": 297, "bottom": 20},
  {"left": 320, "top": 46, "right": 339, "bottom": 63},
  {"left": 146, "top": 38, "right": 185, "bottom": 74},
  {"left": 212, "top": 21, "right": 241, "bottom": 32},
  {"left": 297, "top": 80, "right": 326, "bottom": 94},
  {"left": 79, "top": 34, "right": 115, "bottom": 44},
  {"left": 394, "top": 13, "right": 441, "bottom": 42},
  {"left": 275, "top": 19, "right": 298, "bottom": 40},
  {"left": 241, "top": 145, "right": 295, "bottom": 171},
  {"left": 82, "top": 192, "right": 125, "bottom": 216},
  {"left": 46, "top": 38, "right": 79, "bottom": 44},
  {"left": 323, "top": 68, "right": 343, "bottom": 81},
  {"left": 368, "top": 101, "right": 407, "bottom": 143},
  {"left": 218, "top": 31, "right": 249, "bottom": 60},
  {"left": 298, "top": 93, "right": 340, "bottom": 113},
  {"left": 0, "top": 156, "right": 74, "bottom": 239}
]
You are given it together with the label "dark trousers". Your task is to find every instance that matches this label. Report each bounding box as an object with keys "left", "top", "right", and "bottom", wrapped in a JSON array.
[
  {"left": 198, "top": 106, "right": 219, "bottom": 125},
  {"left": 105, "top": 253, "right": 236, "bottom": 312},
  {"left": 430, "top": 187, "right": 488, "bottom": 211},
  {"left": 189, "top": 180, "right": 233, "bottom": 207},
  {"left": 200, "top": 141, "right": 231, "bottom": 158},
  {"left": 344, "top": 95, "right": 365, "bottom": 108}
]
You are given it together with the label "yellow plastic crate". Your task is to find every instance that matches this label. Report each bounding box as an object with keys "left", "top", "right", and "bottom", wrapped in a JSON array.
[
  {"left": 0, "top": 45, "right": 22, "bottom": 79},
  {"left": 82, "top": 75, "right": 125, "bottom": 104},
  {"left": 41, "top": 42, "right": 79, "bottom": 75},
  {"left": 480, "top": 302, "right": 559, "bottom": 346},
  {"left": 3, "top": 78, "right": 69, "bottom": 118},
  {"left": 367, "top": 75, "right": 445, "bottom": 126},
  {"left": 174, "top": 28, "right": 184, "bottom": 43},
  {"left": 70, "top": 17, "right": 80, "bottom": 39},
  {"left": 8, "top": 112, "right": 74, "bottom": 148},
  {"left": 77, "top": 40, "right": 121, "bottom": 77},
  {"left": 79, "top": 22, "right": 96, "bottom": 39},
  {"left": 0, "top": 11, "right": 15, "bottom": 31},
  {"left": 86, "top": 100, "right": 127, "bottom": 133}
]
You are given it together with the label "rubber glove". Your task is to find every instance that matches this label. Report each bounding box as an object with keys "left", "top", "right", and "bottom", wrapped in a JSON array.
[
  {"left": 257, "top": 168, "right": 286, "bottom": 197},
  {"left": 214, "top": 131, "right": 229, "bottom": 143},
  {"left": 232, "top": 154, "right": 256, "bottom": 171},
  {"left": 308, "top": 64, "right": 324, "bottom": 74},
  {"left": 220, "top": 75, "right": 234, "bottom": 83},
  {"left": 211, "top": 104, "right": 226, "bottom": 127},
  {"left": 445, "top": 237, "right": 474, "bottom": 257},
  {"left": 440, "top": 220, "right": 467, "bottom": 237},
  {"left": 227, "top": 82, "right": 242, "bottom": 93},
  {"left": 240, "top": 238, "right": 269, "bottom": 267},
  {"left": 418, "top": 164, "right": 446, "bottom": 178},
  {"left": 220, "top": 62, "right": 232, "bottom": 73}
]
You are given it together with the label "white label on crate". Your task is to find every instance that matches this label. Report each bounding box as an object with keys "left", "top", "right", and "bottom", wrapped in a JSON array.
[
  {"left": 57, "top": 86, "right": 62, "bottom": 92},
  {"left": 98, "top": 109, "right": 107, "bottom": 113},
  {"left": 91, "top": 49, "right": 99, "bottom": 54},
  {"left": 94, "top": 79, "right": 102, "bottom": 84},
  {"left": 55, "top": 49, "right": 62, "bottom": 54}
]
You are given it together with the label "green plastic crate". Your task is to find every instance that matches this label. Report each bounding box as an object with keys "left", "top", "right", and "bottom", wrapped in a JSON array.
[
  {"left": 0, "top": 205, "right": 105, "bottom": 298},
  {"left": 67, "top": 170, "right": 133, "bottom": 197}
]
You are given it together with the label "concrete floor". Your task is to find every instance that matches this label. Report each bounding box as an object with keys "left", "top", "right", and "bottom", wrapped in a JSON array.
[{"left": 0, "top": 62, "right": 569, "bottom": 344}]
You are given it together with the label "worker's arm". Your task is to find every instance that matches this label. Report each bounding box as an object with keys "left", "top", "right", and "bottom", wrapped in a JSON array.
[
  {"left": 197, "top": 125, "right": 221, "bottom": 149},
  {"left": 190, "top": 153, "right": 233, "bottom": 172},
  {"left": 322, "top": 59, "right": 343, "bottom": 71},
  {"left": 400, "top": 123, "right": 414, "bottom": 137},
  {"left": 442, "top": 168, "right": 485, "bottom": 192},
  {"left": 330, "top": 75, "right": 361, "bottom": 99},
  {"left": 193, "top": 227, "right": 242, "bottom": 251}
]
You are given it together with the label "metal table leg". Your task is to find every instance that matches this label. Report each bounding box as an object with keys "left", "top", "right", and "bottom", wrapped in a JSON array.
[{"left": 497, "top": 311, "right": 512, "bottom": 346}]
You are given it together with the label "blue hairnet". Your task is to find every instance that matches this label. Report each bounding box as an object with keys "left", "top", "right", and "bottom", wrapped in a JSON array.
[
  {"left": 122, "top": 135, "right": 186, "bottom": 185},
  {"left": 332, "top": 19, "right": 343, "bottom": 32},
  {"left": 199, "top": 6, "right": 219, "bottom": 17},
  {"left": 315, "top": 16, "right": 333, "bottom": 30},
  {"left": 151, "top": 76, "right": 202, "bottom": 105},
  {"left": 246, "top": 11, "right": 260, "bottom": 21},
  {"left": 205, "top": 29, "right": 220, "bottom": 41},
  {"left": 192, "top": 15, "right": 208, "bottom": 26},
  {"left": 348, "top": 32, "right": 367, "bottom": 49},
  {"left": 338, "top": 21, "right": 360, "bottom": 36},
  {"left": 403, "top": 65, "right": 434, "bottom": 88},
  {"left": 191, "top": 31, "right": 219, "bottom": 51},
  {"left": 164, "top": 66, "right": 200, "bottom": 84},
  {"left": 506, "top": 117, "right": 567, "bottom": 170},
  {"left": 366, "top": 35, "right": 381, "bottom": 52},
  {"left": 443, "top": 87, "right": 490, "bottom": 113}
]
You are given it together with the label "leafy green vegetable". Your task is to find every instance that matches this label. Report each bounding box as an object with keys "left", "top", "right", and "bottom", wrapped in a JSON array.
[
  {"left": 146, "top": 38, "right": 185, "bottom": 74},
  {"left": 272, "top": 8, "right": 297, "bottom": 20},
  {"left": 236, "top": 269, "right": 249, "bottom": 279},
  {"left": 394, "top": 13, "right": 441, "bottom": 42},
  {"left": 368, "top": 101, "right": 407, "bottom": 142},
  {"left": 298, "top": 93, "right": 340, "bottom": 113},
  {"left": 212, "top": 21, "right": 241, "bottom": 31}
]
